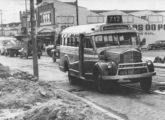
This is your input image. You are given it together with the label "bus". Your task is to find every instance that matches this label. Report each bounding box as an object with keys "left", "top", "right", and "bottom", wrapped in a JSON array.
[{"left": 59, "top": 15, "right": 156, "bottom": 93}]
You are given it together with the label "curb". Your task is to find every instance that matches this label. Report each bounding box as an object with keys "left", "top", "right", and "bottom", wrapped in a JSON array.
[{"left": 58, "top": 89, "right": 125, "bottom": 120}]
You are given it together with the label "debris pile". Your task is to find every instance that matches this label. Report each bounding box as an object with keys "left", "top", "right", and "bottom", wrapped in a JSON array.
[{"left": 0, "top": 68, "right": 113, "bottom": 120}]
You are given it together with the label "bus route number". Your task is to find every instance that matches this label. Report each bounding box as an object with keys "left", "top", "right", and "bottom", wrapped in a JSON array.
[{"left": 106, "top": 15, "right": 123, "bottom": 24}]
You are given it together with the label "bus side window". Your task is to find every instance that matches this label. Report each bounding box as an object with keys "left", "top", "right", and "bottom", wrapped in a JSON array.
[
  {"left": 76, "top": 37, "right": 79, "bottom": 47},
  {"left": 71, "top": 37, "right": 76, "bottom": 46},
  {"left": 84, "top": 37, "right": 93, "bottom": 48},
  {"left": 56, "top": 34, "right": 61, "bottom": 45},
  {"left": 64, "top": 37, "right": 67, "bottom": 45},
  {"left": 75, "top": 37, "right": 78, "bottom": 46},
  {"left": 67, "top": 38, "right": 71, "bottom": 46},
  {"left": 71, "top": 38, "right": 73, "bottom": 46},
  {"left": 62, "top": 37, "right": 64, "bottom": 45},
  {"left": 108, "top": 35, "right": 113, "bottom": 45}
]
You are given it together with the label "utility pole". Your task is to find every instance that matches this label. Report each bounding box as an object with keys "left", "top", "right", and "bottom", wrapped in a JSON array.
[
  {"left": 0, "top": 10, "right": 3, "bottom": 36},
  {"left": 76, "top": 0, "right": 79, "bottom": 25},
  {"left": 25, "top": 0, "right": 28, "bottom": 30},
  {"left": 30, "top": 0, "right": 39, "bottom": 79}
]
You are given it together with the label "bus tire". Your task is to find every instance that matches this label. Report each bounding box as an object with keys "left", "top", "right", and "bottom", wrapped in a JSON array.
[
  {"left": 68, "top": 70, "right": 76, "bottom": 85},
  {"left": 20, "top": 54, "right": 23, "bottom": 58},
  {"left": 53, "top": 57, "right": 56, "bottom": 62},
  {"left": 38, "top": 54, "right": 41, "bottom": 59},
  {"left": 52, "top": 54, "right": 56, "bottom": 62},
  {"left": 25, "top": 53, "right": 28, "bottom": 59},
  {"left": 94, "top": 70, "right": 108, "bottom": 93},
  {"left": 152, "top": 46, "right": 156, "bottom": 50},
  {"left": 9, "top": 51, "right": 14, "bottom": 57},
  {"left": 140, "top": 77, "right": 152, "bottom": 92}
]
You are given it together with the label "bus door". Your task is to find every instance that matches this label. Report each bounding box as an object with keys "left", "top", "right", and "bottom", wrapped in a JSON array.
[{"left": 79, "top": 35, "right": 96, "bottom": 79}]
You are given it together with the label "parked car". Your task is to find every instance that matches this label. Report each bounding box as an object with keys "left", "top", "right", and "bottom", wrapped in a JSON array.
[
  {"left": 45, "top": 45, "right": 54, "bottom": 57},
  {"left": 0, "top": 37, "right": 20, "bottom": 56},
  {"left": 19, "top": 40, "right": 42, "bottom": 59},
  {"left": 5, "top": 39, "right": 23, "bottom": 57},
  {"left": 147, "top": 40, "right": 165, "bottom": 50},
  {"left": 0, "top": 41, "right": 7, "bottom": 55},
  {"left": 51, "top": 46, "right": 60, "bottom": 62}
]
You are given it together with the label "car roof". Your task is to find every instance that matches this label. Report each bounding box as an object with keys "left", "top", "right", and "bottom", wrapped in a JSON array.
[{"left": 156, "top": 40, "right": 165, "bottom": 42}]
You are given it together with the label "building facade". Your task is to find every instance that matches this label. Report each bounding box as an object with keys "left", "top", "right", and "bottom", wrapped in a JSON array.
[
  {"left": 0, "top": 22, "right": 21, "bottom": 36},
  {"left": 19, "top": 0, "right": 165, "bottom": 47},
  {"left": 36, "top": 0, "right": 103, "bottom": 45}
]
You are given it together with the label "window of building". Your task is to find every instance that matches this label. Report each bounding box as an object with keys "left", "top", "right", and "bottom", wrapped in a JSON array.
[
  {"left": 87, "top": 16, "right": 104, "bottom": 24},
  {"left": 148, "top": 15, "right": 163, "bottom": 23},
  {"left": 141, "top": 16, "right": 147, "bottom": 20},
  {"left": 122, "top": 15, "right": 134, "bottom": 23},
  {"left": 57, "top": 16, "right": 74, "bottom": 24},
  {"left": 40, "top": 11, "right": 52, "bottom": 25}
]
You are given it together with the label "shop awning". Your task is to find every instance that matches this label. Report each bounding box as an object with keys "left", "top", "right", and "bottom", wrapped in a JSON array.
[{"left": 37, "top": 28, "right": 55, "bottom": 37}]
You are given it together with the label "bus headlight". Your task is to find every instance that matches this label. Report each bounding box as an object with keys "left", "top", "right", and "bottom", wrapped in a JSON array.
[
  {"left": 107, "top": 63, "right": 113, "bottom": 69},
  {"left": 56, "top": 52, "right": 59, "bottom": 57},
  {"left": 107, "top": 61, "right": 117, "bottom": 75},
  {"left": 147, "top": 60, "right": 152, "bottom": 65},
  {"left": 146, "top": 60, "right": 154, "bottom": 72}
]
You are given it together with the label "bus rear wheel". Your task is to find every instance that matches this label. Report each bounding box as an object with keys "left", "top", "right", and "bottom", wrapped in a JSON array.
[{"left": 140, "top": 77, "right": 152, "bottom": 92}]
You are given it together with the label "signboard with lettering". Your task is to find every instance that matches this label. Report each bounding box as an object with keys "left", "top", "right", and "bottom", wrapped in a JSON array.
[
  {"left": 132, "top": 24, "right": 165, "bottom": 31},
  {"left": 103, "top": 25, "right": 129, "bottom": 30},
  {"left": 38, "top": 3, "right": 55, "bottom": 26},
  {"left": 106, "top": 15, "right": 123, "bottom": 24}
]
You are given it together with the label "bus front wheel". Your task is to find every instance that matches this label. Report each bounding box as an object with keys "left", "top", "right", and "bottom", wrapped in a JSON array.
[
  {"left": 140, "top": 77, "right": 152, "bottom": 92},
  {"left": 94, "top": 71, "right": 109, "bottom": 93}
]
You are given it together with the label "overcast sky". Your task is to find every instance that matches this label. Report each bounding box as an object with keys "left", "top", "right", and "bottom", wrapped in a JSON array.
[{"left": 0, "top": 0, "right": 165, "bottom": 23}]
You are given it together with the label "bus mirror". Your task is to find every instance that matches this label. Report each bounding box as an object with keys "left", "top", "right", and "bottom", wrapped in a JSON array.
[{"left": 140, "top": 38, "right": 146, "bottom": 46}]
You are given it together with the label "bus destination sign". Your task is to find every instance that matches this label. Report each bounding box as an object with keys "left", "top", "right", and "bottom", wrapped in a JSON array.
[{"left": 106, "top": 15, "right": 123, "bottom": 24}]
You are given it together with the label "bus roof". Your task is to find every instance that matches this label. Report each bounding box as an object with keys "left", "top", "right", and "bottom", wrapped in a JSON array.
[
  {"left": 61, "top": 23, "right": 104, "bottom": 35},
  {"left": 61, "top": 23, "right": 138, "bottom": 37}
]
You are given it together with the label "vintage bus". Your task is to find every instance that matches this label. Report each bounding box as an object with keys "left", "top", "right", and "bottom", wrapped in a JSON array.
[{"left": 59, "top": 15, "right": 156, "bottom": 92}]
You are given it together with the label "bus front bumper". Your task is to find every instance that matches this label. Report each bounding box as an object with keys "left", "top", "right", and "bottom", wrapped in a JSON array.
[{"left": 102, "top": 72, "right": 156, "bottom": 81}]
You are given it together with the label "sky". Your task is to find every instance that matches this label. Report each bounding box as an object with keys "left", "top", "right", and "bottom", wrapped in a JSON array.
[{"left": 0, "top": 0, "right": 165, "bottom": 24}]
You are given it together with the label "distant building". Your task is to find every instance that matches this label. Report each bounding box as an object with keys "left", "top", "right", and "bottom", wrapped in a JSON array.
[
  {"left": 93, "top": 10, "right": 165, "bottom": 46},
  {"left": 20, "top": 10, "right": 37, "bottom": 35},
  {"left": 0, "top": 22, "right": 21, "bottom": 36},
  {"left": 18, "top": 0, "right": 165, "bottom": 47},
  {"left": 36, "top": 0, "right": 103, "bottom": 45}
]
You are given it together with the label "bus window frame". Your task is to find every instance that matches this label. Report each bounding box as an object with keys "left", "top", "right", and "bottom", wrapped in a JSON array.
[
  {"left": 83, "top": 36, "right": 95, "bottom": 51},
  {"left": 94, "top": 33, "right": 140, "bottom": 48}
]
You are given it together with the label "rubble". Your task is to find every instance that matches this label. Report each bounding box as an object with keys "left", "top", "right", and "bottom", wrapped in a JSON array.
[{"left": 0, "top": 65, "right": 114, "bottom": 120}]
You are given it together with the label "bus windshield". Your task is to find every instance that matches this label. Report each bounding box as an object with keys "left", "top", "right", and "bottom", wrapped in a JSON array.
[{"left": 94, "top": 33, "right": 140, "bottom": 48}]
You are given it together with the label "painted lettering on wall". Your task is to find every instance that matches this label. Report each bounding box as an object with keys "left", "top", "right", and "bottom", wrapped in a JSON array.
[{"left": 132, "top": 24, "right": 165, "bottom": 31}]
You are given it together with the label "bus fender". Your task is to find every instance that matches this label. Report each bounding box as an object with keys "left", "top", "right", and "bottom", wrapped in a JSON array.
[
  {"left": 93, "top": 62, "right": 108, "bottom": 76},
  {"left": 93, "top": 62, "right": 117, "bottom": 76}
]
